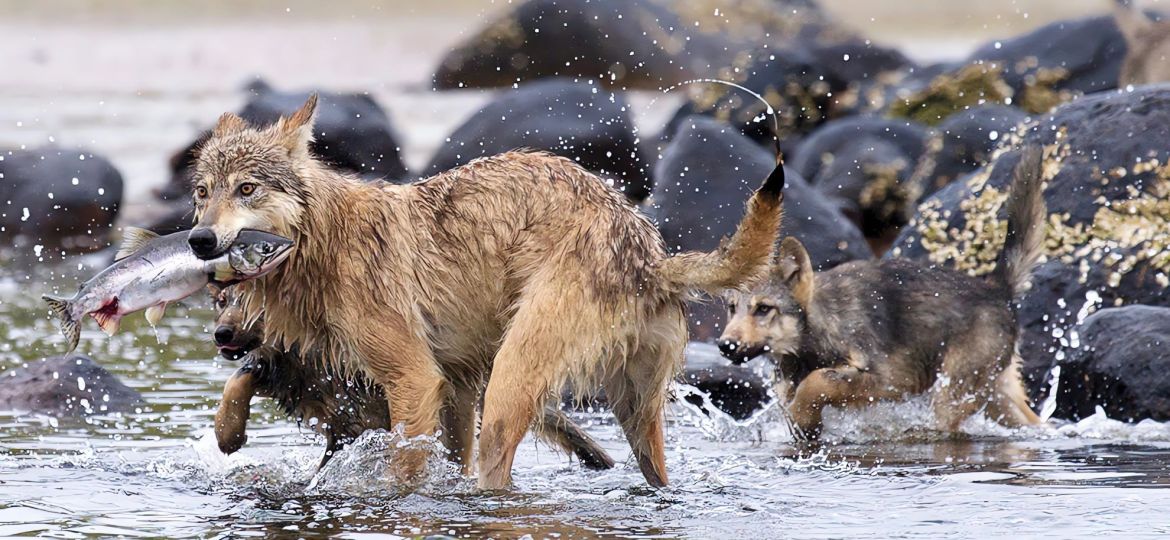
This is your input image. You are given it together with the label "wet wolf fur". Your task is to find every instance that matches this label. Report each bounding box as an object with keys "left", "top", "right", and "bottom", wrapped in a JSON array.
[
  {"left": 719, "top": 146, "right": 1047, "bottom": 439},
  {"left": 1114, "top": 0, "right": 1170, "bottom": 86},
  {"left": 210, "top": 287, "right": 616, "bottom": 471},
  {"left": 188, "top": 95, "right": 785, "bottom": 489}
]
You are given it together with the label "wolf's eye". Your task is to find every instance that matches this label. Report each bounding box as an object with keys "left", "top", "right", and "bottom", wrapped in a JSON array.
[
  {"left": 239, "top": 183, "right": 257, "bottom": 196},
  {"left": 754, "top": 305, "right": 774, "bottom": 316},
  {"left": 195, "top": 186, "right": 208, "bottom": 199}
]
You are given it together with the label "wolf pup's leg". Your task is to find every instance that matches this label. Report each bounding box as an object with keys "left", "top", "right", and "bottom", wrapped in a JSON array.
[{"left": 789, "top": 365, "right": 881, "bottom": 440}]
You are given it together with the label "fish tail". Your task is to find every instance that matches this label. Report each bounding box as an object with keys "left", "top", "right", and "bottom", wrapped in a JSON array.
[{"left": 42, "top": 294, "right": 80, "bottom": 353}]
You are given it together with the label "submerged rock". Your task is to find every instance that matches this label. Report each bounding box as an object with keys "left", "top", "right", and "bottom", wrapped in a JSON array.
[
  {"left": 159, "top": 82, "right": 408, "bottom": 201},
  {"left": 432, "top": 0, "right": 843, "bottom": 91},
  {"left": 890, "top": 86, "right": 1170, "bottom": 397},
  {"left": 0, "top": 147, "right": 123, "bottom": 256},
  {"left": 0, "top": 355, "right": 142, "bottom": 416},
  {"left": 1054, "top": 306, "right": 1170, "bottom": 422},
  {"left": 681, "top": 343, "right": 769, "bottom": 420},
  {"left": 424, "top": 79, "right": 652, "bottom": 202},
  {"left": 652, "top": 116, "right": 869, "bottom": 339}
]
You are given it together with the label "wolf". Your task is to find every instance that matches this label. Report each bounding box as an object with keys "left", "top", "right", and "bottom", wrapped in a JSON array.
[
  {"left": 718, "top": 145, "right": 1047, "bottom": 440},
  {"left": 185, "top": 95, "right": 785, "bottom": 488},
  {"left": 1113, "top": 0, "right": 1170, "bottom": 86},
  {"left": 209, "top": 286, "right": 616, "bottom": 472}
]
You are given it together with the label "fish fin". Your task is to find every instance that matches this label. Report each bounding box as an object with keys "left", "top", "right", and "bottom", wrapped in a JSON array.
[
  {"left": 93, "top": 312, "right": 121, "bottom": 336},
  {"left": 115, "top": 227, "right": 161, "bottom": 261},
  {"left": 145, "top": 303, "right": 167, "bottom": 326},
  {"left": 42, "top": 294, "right": 80, "bottom": 353}
]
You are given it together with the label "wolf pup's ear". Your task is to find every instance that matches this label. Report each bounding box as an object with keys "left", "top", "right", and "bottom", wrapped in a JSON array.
[
  {"left": 213, "top": 112, "right": 247, "bottom": 138},
  {"left": 276, "top": 93, "right": 319, "bottom": 159},
  {"left": 775, "top": 237, "right": 814, "bottom": 308}
]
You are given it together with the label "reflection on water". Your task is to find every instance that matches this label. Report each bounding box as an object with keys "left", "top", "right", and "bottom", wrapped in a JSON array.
[{"left": 2, "top": 269, "right": 1170, "bottom": 538}]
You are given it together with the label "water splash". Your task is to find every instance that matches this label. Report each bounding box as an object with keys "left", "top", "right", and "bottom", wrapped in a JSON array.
[{"left": 632, "top": 78, "right": 781, "bottom": 147}]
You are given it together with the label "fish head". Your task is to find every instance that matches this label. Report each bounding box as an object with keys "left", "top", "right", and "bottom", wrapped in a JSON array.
[{"left": 227, "top": 230, "right": 294, "bottom": 277}]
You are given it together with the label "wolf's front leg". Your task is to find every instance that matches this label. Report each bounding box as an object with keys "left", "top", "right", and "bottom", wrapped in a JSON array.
[{"left": 355, "top": 315, "right": 448, "bottom": 483}]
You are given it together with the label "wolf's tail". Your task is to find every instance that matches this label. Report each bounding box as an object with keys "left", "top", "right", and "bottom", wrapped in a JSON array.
[
  {"left": 992, "top": 144, "right": 1047, "bottom": 303},
  {"left": 656, "top": 162, "right": 785, "bottom": 294},
  {"left": 42, "top": 295, "right": 80, "bottom": 353}
]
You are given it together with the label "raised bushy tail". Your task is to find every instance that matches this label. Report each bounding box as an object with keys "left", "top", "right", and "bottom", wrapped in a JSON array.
[
  {"left": 657, "top": 162, "right": 785, "bottom": 294},
  {"left": 993, "top": 144, "right": 1047, "bottom": 301},
  {"left": 42, "top": 295, "right": 80, "bottom": 353}
]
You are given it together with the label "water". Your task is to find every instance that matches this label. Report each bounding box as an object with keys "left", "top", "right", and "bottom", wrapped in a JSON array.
[{"left": 3, "top": 269, "right": 1170, "bottom": 539}]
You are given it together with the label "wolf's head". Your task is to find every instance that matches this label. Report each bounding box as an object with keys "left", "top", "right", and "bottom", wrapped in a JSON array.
[
  {"left": 187, "top": 95, "right": 318, "bottom": 258},
  {"left": 718, "top": 237, "right": 814, "bottom": 365}
]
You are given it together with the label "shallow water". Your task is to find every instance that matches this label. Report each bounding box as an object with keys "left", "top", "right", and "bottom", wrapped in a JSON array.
[{"left": 2, "top": 267, "right": 1170, "bottom": 539}]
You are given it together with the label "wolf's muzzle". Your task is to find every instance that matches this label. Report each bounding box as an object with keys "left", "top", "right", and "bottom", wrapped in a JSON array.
[{"left": 188, "top": 228, "right": 220, "bottom": 259}]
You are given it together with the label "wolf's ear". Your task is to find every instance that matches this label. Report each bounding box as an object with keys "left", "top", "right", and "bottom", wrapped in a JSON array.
[
  {"left": 213, "top": 112, "right": 247, "bottom": 138},
  {"left": 774, "top": 237, "right": 814, "bottom": 308},
  {"left": 276, "top": 93, "right": 318, "bottom": 159}
]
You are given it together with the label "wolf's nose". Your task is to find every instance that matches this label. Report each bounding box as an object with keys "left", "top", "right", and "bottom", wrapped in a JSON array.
[
  {"left": 717, "top": 339, "right": 740, "bottom": 357},
  {"left": 214, "top": 325, "right": 235, "bottom": 346},
  {"left": 188, "top": 228, "right": 219, "bottom": 258}
]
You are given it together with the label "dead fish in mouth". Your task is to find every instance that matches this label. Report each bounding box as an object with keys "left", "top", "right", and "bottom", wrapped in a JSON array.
[{"left": 42, "top": 227, "right": 293, "bottom": 353}]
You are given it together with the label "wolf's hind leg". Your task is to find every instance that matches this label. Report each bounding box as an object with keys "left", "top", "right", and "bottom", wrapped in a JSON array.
[
  {"left": 477, "top": 281, "right": 599, "bottom": 490},
  {"left": 932, "top": 324, "right": 1014, "bottom": 432}
]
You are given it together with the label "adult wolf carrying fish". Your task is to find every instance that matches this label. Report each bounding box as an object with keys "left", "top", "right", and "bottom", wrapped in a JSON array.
[
  {"left": 42, "top": 228, "right": 293, "bottom": 353},
  {"left": 186, "top": 94, "right": 785, "bottom": 489}
]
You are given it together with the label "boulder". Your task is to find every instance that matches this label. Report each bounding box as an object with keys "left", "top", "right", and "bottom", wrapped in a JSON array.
[
  {"left": 652, "top": 115, "right": 869, "bottom": 339},
  {"left": 664, "top": 39, "right": 913, "bottom": 152},
  {"left": 681, "top": 342, "right": 769, "bottom": 420},
  {"left": 0, "top": 355, "right": 142, "bottom": 416},
  {"left": 890, "top": 86, "right": 1170, "bottom": 397},
  {"left": 887, "top": 15, "right": 1126, "bottom": 125},
  {"left": 432, "top": 0, "right": 844, "bottom": 91},
  {"left": 0, "top": 147, "right": 123, "bottom": 255},
  {"left": 158, "top": 82, "right": 408, "bottom": 201},
  {"left": 424, "top": 79, "right": 652, "bottom": 202},
  {"left": 788, "top": 117, "right": 928, "bottom": 249},
  {"left": 1053, "top": 306, "right": 1170, "bottom": 422},
  {"left": 909, "top": 104, "right": 1028, "bottom": 201}
]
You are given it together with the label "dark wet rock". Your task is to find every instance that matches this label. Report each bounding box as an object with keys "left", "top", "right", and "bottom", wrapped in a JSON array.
[
  {"left": 889, "top": 86, "right": 1170, "bottom": 397},
  {"left": 681, "top": 343, "right": 769, "bottom": 420},
  {"left": 0, "top": 147, "right": 123, "bottom": 255},
  {"left": 788, "top": 117, "right": 928, "bottom": 249},
  {"left": 664, "top": 39, "right": 913, "bottom": 152},
  {"left": 424, "top": 79, "right": 652, "bottom": 202},
  {"left": 652, "top": 116, "right": 869, "bottom": 339},
  {"left": 159, "top": 81, "right": 407, "bottom": 201},
  {"left": 909, "top": 104, "right": 1028, "bottom": 201},
  {"left": 966, "top": 15, "right": 1126, "bottom": 105},
  {"left": 1053, "top": 306, "right": 1170, "bottom": 422},
  {"left": 432, "top": 0, "right": 845, "bottom": 91},
  {"left": 0, "top": 355, "right": 142, "bottom": 416}
]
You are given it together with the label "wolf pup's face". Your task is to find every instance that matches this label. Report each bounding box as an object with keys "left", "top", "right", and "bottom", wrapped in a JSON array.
[
  {"left": 718, "top": 237, "right": 815, "bottom": 365},
  {"left": 209, "top": 286, "right": 264, "bottom": 361},
  {"left": 188, "top": 95, "right": 318, "bottom": 259}
]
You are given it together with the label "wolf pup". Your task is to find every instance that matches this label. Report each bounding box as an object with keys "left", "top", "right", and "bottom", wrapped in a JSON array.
[
  {"left": 186, "top": 94, "right": 785, "bottom": 489},
  {"left": 209, "top": 287, "right": 616, "bottom": 472},
  {"left": 719, "top": 145, "right": 1046, "bottom": 440}
]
